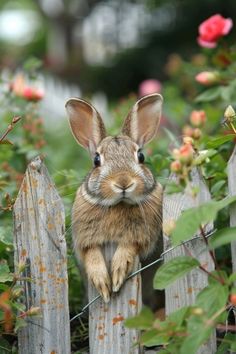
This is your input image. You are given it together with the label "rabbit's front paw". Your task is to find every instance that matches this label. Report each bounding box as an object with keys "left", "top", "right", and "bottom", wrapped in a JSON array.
[
  {"left": 111, "top": 247, "right": 135, "bottom": 292},
  {"left": 89, "top": 268, "right": 111, "bottom": 303}
]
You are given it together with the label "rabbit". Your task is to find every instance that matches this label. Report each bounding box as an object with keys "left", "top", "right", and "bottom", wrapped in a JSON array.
[{"left": 65, "top": 93, "right": 163, "bottom": 303}]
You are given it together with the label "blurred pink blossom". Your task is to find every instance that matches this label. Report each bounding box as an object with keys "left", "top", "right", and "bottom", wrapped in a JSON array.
[
  {"left": 138, "top": 79, "right": 162, "bottom": 97},
  {"left": 197, "top": 14, "right": 233, "bottom": 48},
  {"left": 195, "top": 71, "right": 219, "bottom": 85},
  {"left": 11, "top": 74, "right": 44, "bottom": 102}
]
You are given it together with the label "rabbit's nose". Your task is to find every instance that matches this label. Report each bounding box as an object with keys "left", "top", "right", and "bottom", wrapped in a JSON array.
[{"left": 112, "top": 182, "right": 136, "bottom": 193}]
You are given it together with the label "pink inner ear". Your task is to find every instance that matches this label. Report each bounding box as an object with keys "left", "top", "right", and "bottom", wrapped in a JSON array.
[
  {"left": 134, "top": 97, "right": 162, "bottom": 146},
  {"left": 67, "top": 98, "right": 106, "bottom": 153}
]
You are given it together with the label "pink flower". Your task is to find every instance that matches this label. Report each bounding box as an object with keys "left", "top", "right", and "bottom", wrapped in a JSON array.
[
  {"left": 197, "top": 14, "right": 233, "bottom": 48},
  {"left": 11, "top": 74, "right": 44, "bottom": 102},
  {"left": 195, "top": 71, "right": 219, "bottom": 85},
  {"left": 190, "top": 110, "right": 206, "bottom": 127},
  {"left": 173, "top": 144, "right": 194, "bottom": 164},
  {"left": 23, "top": 87, "right": 44, "bottom": 101},
  {"left": 138, "top": 79, "right": 162, "bottom": 97}
]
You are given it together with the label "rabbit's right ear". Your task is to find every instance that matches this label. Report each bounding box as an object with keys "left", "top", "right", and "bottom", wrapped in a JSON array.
[{"left": 65, "top": 98, "right": 106, "bottom": 154}]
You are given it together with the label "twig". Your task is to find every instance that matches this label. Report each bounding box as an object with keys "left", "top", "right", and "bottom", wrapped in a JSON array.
[{"left": 0, "top": 116, "right": 21, "bottom": 143}]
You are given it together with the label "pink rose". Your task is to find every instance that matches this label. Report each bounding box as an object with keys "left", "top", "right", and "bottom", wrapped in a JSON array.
[
  {"left": 197, "top": 14, "right": 233, "bottom": 48},
  {"left": 195, "top": 71, "right": 219, "bottom": 85},
  {"left": 138, "top": 79, "right": 162, "bottom": 97},
  {"left": 23, "top": 87, "right": 44, "bottom": 101}
]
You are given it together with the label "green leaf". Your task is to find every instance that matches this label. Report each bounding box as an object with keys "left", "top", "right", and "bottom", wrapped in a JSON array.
[
  {"left": 207, "top": 134, "right": 235, "bottom": 148},
  {"left": 180, "top": 321, "right": 213, "bottom": 354},
  {"left": 196, "top": 283, "right": 228, "bottom": 317},
  {"left": 0, "top": 263, "right": 14, "bottom": 283},
  {"left": 171, "top": 196, "right": 236, "bottom": 245},
  {"left": 125, "top": 307, "right": 154, "bottom": 329},
  {"left": 0, "top": 338, "right": 11, "bottom": 353},
  {"left": 0, "top": 226, "right": 13, "bottom": 246},
  {"left": 153, "top": 256, "right": 200, "bottom": 290},
  {"left": 195, "top": 87, "right": 221, "bottom": 103},
  {"left": 193, "top": 149, "right": 217, "bottom": 165},
  {"left": 14, "top": 317, "right": 28, "bottom": 332},
  {"left": 216, "top": 333, "right": 235, "bottom": 354},
  {"left": 229, "top": 272, "right": 236, "bottom": 284},
  {"left": 140, "top": 329, "right": 169, "bottom": 347},
  {"left": 209, "top": 227, "right": 236, "bottom": 249},
  {"left": 167, "top": 306, "right": 189, "bottom": 326},
  {"left": 165, "top": 181, "right": 184, "bottom": 194},
  {"left": 211, "top": 180, "right": 226, "bottom": 195}
]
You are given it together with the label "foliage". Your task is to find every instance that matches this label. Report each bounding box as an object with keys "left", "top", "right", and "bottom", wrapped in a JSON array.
[{"left": 125, "top": 13, "right": 236, "bottom": 354}]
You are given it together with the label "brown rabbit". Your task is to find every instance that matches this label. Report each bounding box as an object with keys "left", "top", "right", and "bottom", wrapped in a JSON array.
[{"left": 66, "top": 93, "right": 163, "bottom": 303}]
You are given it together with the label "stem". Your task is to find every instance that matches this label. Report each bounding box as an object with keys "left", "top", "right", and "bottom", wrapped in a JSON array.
[
  {"left": 0, "top": 116, "right": 21, "bottom": 143},
  {"left": 229, "top": 122, "right": 236, "bottom": 134},
  {"left": 182, "top": 243, "right": 223, "bottom": 284},
  {"left": 200, "top": 226, "right": 225, "bottom": 284}
]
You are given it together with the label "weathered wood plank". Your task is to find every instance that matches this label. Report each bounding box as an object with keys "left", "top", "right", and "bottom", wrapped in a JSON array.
[
  {"left": 163, "top": 169, "right": 216, "bottom": 354},
  {"left": 13, "top": 156, "right": 70, "bottom": 354},
  {"left": 88, "top": 243, "right": 142, "bottom": 354},
  {"left": 228, "top": 145, "right": 236, "bottom": 274}
]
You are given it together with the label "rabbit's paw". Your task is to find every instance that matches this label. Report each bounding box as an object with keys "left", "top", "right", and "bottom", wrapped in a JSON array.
[
  {"left": 89, "top": 268, "right": 111, "bottom": 303},
  {"left": 111, "top": 249, "right": 134, "bottom": 292}
]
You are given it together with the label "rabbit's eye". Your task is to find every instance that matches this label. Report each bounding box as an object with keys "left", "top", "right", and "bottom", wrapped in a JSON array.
[
  {"left": 137, "top": 150, "right": 145, "bottom": 163},
  {"left": 94, "top": 152, "right": 101, "bottom": 167}
]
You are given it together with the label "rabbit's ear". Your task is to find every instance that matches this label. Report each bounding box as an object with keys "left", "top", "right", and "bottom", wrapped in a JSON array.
[
  {"left": 122, "top": 93, "right": 163, "bottom": 147},
  {"left": 65, "top": 98, "right": 106, "bottom": 154}
]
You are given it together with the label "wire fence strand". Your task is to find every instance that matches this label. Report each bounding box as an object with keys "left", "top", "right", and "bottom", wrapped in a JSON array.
[{"left": 70, "top": 229, "right": 216, "bottom": 322}]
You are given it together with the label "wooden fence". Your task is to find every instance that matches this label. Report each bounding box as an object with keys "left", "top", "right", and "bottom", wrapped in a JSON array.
[{"left": 13, "top": 151, "right": 236, "bottom": 354}]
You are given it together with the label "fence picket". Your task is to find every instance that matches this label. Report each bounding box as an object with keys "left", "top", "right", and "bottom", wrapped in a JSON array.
[
  {"left": 88, "top": 243, "right": 142, "bottom": 354},
  {"left": 228, "top": 145, "right": 236, "bottom": 275},
  {"left": 162, "top": 169, "right": 216, "bottom": 354},
  {"left": 13, "top": 156, "right": 70, "bottom": 354}
]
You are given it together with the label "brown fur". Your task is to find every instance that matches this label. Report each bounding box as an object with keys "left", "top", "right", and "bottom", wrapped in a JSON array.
[{"left": 66, "top": 94, "right": 163, "bottom": 302}]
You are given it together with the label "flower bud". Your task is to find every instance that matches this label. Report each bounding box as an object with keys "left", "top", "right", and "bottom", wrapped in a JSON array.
[
  {"left": 18, "top": 260, "right": 26, "bottom": 273},
  {"left": 224, "top": 105, "right": 236, "bottom": 123},
  {"left": 26, "top": 306, "right": 41, "bottom": 316},
  {"left": 170, "top": 160, "right": 182, "bottom": 173},
  {"left": 182, "top": 125, "right": 194, "bottom": 137},
  {"left": 195, "top": 71, "right": 219, "bottom": 85},
  {"left": 190, "top": 110, "right": 206, "bottom": 127},
  {"left": 183, "top": 137, "right": 194, "bottom": 145},
  {"left": 172, "top": 148, "right": 180, "bottom": 160},
  {"left": 192, "top": 307, "right": 204, "bottom": 315},
  {"left": 178, "top": 144, "right": 194, "bottom": 163},
  {"left": 230, "top": 294, "right": 236, "bottom": 305},
  {"left": 192, "top": 128, "right": 202, "bottom": 140}
]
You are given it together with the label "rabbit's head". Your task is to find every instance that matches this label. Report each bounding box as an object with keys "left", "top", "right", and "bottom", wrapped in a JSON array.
[{"left": 66, "top": 94, "right": 163, "bottom": 207}]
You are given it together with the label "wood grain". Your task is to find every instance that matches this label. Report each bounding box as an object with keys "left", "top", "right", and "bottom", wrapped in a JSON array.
[{"left": 13, "top": 156, "right": 70, "bottom": 354}]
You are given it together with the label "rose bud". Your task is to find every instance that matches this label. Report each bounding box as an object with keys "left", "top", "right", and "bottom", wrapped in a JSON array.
[
  {"left": 230, "top": 294, "right": 236, "bottom": 305},
  {"left": 170, "top": 160, "right": 182, "bottom": 173},
  {"left": 26, "top": 306, "right": 41, "bottom": 316},
  {"left": 182, "top": 125, "right": 194, "bottom": 137},
  {"left": 190, "top": 110, "right": 206, "bottom": 127},
  {"left": 172, "top": 148, "right": 180, "bottom": 160},
  {"left": 183, "top": 137, "right": 194, "bottom": 145},
  {"left": 195, "top": 71, "right": 219, "bottom": 86},
  {"left": 224, "top": 105, "right": 236, "bottom": 123},
  {"left": 192, "top": 128, "right": 202, "bottom": 140},
  {"left": 178, "top": 144, "right": 194, "bottom": 163}
]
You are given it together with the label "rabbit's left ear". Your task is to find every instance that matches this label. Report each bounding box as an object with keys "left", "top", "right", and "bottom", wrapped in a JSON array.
[{"left": 122, "top": 93, "right": 163, "bottom": 147}]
